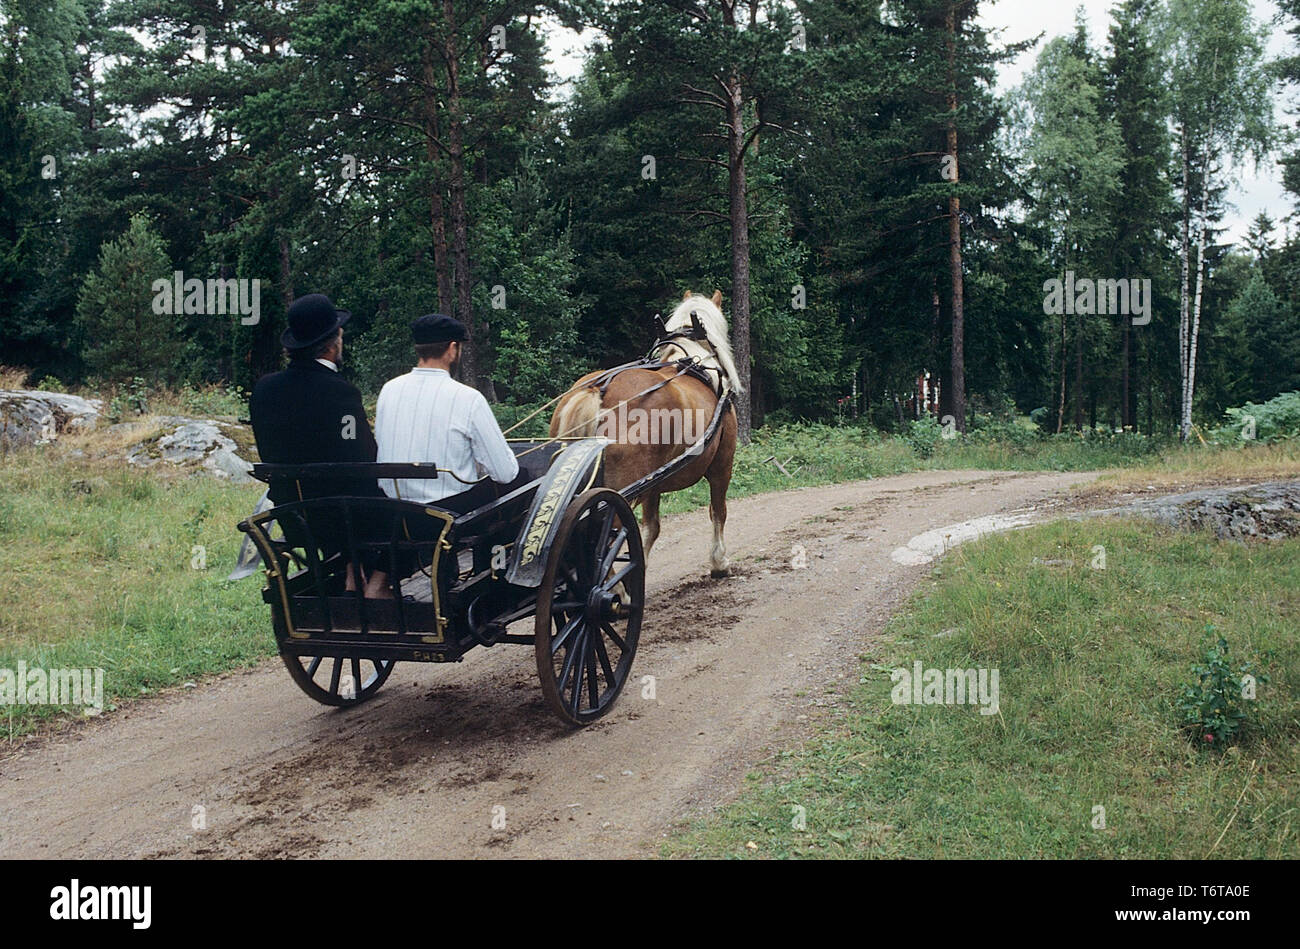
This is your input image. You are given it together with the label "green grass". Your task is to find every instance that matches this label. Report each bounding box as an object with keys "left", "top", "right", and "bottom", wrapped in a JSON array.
[
  {"left": 0, "top": 445, "right": 268, "bottom": 740},
  {"left": 664, "top": 518, "right": 1300, "bottom": 859}
]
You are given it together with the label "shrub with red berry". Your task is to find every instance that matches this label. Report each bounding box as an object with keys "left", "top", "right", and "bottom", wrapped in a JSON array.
[{"left": 1176, "top": 627, "right": 1270, "bottom": 748}]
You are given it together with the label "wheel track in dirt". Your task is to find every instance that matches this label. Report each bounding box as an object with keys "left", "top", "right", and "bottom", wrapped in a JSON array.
[{"left": 0, "top": 469, "right": 1097, "bottom": 858}]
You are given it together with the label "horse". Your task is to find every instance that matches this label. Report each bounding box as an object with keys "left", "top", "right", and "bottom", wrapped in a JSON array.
[{"left": 549, "top": 290, "right": 740, "bottom": 577}]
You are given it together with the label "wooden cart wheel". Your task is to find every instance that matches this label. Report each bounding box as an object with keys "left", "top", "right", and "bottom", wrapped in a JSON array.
[
  {"left": 280, "top": 653, "right": 396, "bottom": 707},
  {"left": 535, "top": 488, "right": 645, "bottom": 726},
  {"left": 271, "top": 604, "right": 396, "bottom": 707}
]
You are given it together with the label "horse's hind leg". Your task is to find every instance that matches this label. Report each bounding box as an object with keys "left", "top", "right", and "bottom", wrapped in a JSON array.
[
  {"left": 639, "top": 492, "right": 662, "bottom": 559},
  {"left": 707, "top": 473, "right": 730, "bottom": 577}
]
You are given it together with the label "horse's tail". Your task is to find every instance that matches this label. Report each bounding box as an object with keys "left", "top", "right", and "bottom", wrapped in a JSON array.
[{"left": 551, "top": 387, "right": 603, "bottom": 439}]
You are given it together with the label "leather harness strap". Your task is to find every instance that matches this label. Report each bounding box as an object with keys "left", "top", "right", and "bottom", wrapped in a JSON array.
[{"left": 583, "top": 324, "right": 727, "bottom": 401}]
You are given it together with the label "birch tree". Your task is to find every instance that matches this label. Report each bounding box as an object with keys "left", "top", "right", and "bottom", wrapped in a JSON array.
[{"left": 1163, "top": 0, "right": 1274, "bottom": 440}]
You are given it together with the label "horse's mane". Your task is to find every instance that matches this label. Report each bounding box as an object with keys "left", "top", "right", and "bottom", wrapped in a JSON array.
[{"left": 664, "top": 294, "right": 744, "bottom": 394}]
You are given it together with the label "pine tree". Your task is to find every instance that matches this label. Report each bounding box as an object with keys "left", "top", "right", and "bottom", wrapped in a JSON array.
[
  {"left": 1104, "top": 0, "right": 1175, "bottom": 430},
  {"left": 76, "top": 213, "right": 182, "bottom": 382}
]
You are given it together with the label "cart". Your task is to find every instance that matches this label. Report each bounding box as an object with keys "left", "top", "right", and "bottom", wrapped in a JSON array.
[{"left": 237, "top": 393, "right": 730, "bottom": 726}]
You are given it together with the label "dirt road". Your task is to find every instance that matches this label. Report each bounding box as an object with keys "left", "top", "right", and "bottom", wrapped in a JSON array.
[{"left": 0, "top": 469, "right": 1097, "bottom": 858}]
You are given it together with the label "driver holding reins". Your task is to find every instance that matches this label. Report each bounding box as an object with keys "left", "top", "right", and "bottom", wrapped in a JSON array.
[{"left": 363, "top": 313, "right": 528, "bottom": 598}]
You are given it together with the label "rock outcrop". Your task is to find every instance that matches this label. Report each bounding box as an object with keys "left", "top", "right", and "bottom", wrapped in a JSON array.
[
  {"left": 125, "top": 416, "right": 255, "bottom": 484},
  {"left": 0, "top": 390, "right": 103, "bottom": 452},
  {"left": 1104, "top": 481, "right": 1300, "bottom": 540}
]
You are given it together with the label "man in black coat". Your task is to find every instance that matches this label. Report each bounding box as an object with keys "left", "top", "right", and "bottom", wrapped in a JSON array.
[{"left": 249, "top": 294, "right": 388, "bottom": 594}]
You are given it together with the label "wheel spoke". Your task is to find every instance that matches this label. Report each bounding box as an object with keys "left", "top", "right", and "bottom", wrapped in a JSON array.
[
  {"left": 351, "top": 658, "right": 362, "bottom": 697},
  {"left": 328, "top": 657, "right": 341, "bottom": 695},
  {"left": 558, "top": 624, "right": 585, "bottom": 703},
  {"left": 601, "top": 621, "right": 628, "bottom": 653},
  {"left": 551, "top": 613, "right": 583, "bottom": 657},
  {"left": 598, "top": 527, "right": 628, "bottom": 577},
  {"left": 601, "top": 561, "right": 639, "bottom": 593},
  {"left": 593, "top": 629, "right": 617, "bottom": 688},
  {"left": 565, "top": 628, "right": 587, "bottom": 718},
  {"left": 306, "top": 656, "right": 322, "bottom": 678},
  {"left": 585, "top": 635, "right": 600, "bottom": 708},
  {"left": 598, "top": 503, "right": 615, "bottom": 550}
]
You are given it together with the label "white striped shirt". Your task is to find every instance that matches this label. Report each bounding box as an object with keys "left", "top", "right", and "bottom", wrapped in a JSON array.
[{"left": 374, "top": 368, "right": 519, "bottom": 503}]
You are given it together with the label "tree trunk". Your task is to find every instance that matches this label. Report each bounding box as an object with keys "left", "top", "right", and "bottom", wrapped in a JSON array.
[
  {"left": 443, "top": 6, "right": 496, "bottom": 401},
  {"left": 1056, "top": 269, "right": 1067, "bottom": 434},
  {"left": 422, "top": 38, "right": 452, "bottom": 317},
  {"left": 1128, "top": 317, "right": 1139, "bottom": 430},
  {"left": 726, "top": 71, "right": 753, "bottom": 442},
  {"left": 1178, "top": 133, "right": 1192, "bottom": 441},
  {"left": 945, "top": 2, "right": 966, "bottom": 433},
  {"left": 931, "top": 277, "right": 942, "bottom": 408},
  {"left": 1121, "top": 314, "right": 1132, "bottom": 429},
  {"left": 1185, "top": 171, "right": 1211, "bottom": 440},
  {"left": 1073, "top": 310, "right": 1084, "bottom": 431}
]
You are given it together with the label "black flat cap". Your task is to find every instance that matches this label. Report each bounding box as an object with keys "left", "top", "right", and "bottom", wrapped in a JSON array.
[
  {"left": 412, "top": 313, "right": 469, "bottom": 344},
  {"left": 282, "top": 293, "right": 350, "bottom": 350}
]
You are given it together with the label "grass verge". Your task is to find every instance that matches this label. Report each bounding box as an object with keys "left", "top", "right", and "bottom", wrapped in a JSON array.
[
  {"left": 0, "top": 443, "right": 267, "bottom": 741},
  {"left": 663, "top": 518, "right": 1299, "bottom": 858}
]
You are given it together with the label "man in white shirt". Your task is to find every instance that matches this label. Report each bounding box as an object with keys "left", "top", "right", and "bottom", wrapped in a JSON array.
[
  {"left": 375, "top": 312, "right": 521, "bottom": 503},
  {"left": 365, "top": 313, "right": 526, "bottom": 597}
]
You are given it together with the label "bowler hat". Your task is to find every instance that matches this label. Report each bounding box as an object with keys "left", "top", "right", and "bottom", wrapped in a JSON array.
[
  {"left": 282, "top": 294, "right": 351, "bottom": 351},
  {"left": 412, "top": 313, "right": 469, "bottom": 344}
]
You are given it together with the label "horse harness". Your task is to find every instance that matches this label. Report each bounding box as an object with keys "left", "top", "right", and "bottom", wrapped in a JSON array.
[{"left": 584, "top": 311, "right": 728, "bottom": 402}]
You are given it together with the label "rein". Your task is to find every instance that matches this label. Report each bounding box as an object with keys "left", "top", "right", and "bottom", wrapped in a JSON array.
[
  {"left": 516, "top": 358, "right": 698, "bottom": 454},
  {"left": 501, "top": 314, "right": 731, "bottom": 456}
]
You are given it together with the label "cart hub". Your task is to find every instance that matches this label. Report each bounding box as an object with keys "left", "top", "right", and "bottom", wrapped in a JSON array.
[{"left": 588, "top": 588, "right": 623, "bottom": 622}]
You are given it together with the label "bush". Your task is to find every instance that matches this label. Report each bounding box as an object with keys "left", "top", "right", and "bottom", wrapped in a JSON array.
[
  {"left": 1176, "top": 629, "right": 1270, "bottom": 748},
  {"left": 490, "top": 399, "right": 554, "bottom": 439},
  {"left": 968, "top": 416, "right": 1041, "bottom": 449},
  {"left": 105, "top": 378, "right": 150, "bottom": 423},
  {"left": 178, "top": 383, "right": 248, "bottom": 419},
  {"left": 1210, "top": 391, "right": 1300, "bottom": 445},
  {"left": 905, "top": 415, "right": 945, "bottom": 458}
]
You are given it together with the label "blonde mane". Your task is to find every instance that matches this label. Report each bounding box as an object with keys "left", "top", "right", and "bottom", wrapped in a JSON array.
[{"left": 663, "top": 294, "right": 743, "bottom": 394}]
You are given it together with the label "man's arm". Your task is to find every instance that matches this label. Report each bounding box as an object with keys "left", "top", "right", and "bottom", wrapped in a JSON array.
[{"left": 468, "top": 393, "right": 520, "bottom": 484}]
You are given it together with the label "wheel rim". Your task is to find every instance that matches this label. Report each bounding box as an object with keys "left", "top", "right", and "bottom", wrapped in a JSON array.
[
  {"left": 281, "top": 653, "right": 395, "bottom": 707},
  {"left": 536, "top": 489, "right": 644, "bottom": 725}
]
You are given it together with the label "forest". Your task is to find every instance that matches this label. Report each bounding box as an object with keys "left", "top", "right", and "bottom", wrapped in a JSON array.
[{"left": 4, "top": 0, "right": 1300, "bottom": 443}]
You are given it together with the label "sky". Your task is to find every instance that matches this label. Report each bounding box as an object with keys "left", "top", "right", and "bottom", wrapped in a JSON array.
[{"left": 541, "top": 0, "right": 1295, "bottom": 246}]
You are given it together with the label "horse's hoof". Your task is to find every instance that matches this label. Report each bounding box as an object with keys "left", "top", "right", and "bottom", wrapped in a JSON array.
[{"left": 710, "top": 567, "right": 730, "bottom": 579}]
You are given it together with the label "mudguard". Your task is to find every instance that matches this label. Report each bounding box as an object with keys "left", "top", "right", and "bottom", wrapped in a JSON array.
[
  {"left": 228, "top": 490, "right": 275, "bottom": 579},
  {"left": 506, "top": 437, "right": 608, "bottom": 588}
]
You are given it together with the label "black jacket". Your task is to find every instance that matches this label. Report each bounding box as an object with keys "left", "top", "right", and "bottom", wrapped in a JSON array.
[{"left": 249, "top": 359, "right": 385, "bottom": 506}]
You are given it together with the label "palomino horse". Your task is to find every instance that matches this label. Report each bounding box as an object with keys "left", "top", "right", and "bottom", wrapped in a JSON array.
[{"left": 550, "top": 290, "right": 740, "bottom": 577}]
